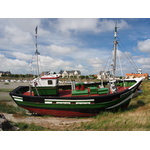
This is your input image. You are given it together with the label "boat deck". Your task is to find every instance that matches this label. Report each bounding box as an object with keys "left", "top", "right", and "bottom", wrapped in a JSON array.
[
  {"left": 23, "top": 86, "right": 129, "bottom": 97},
  {"left": 59, "top": 86, "right": 129, "bottom": 97}
]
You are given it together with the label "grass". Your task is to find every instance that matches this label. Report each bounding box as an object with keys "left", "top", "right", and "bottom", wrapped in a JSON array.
[
  {"left": 1, "top": 80, "right": 150, "bottom": 131},
  {"left": 0, "top": 85, "right": 27, "bottom": 115},
  {"left": 0, "top": 102, "right": 26, "bottom": 115},
  {"left": 11, "top": 122, "right": 49, "bottom": 131},
  {"left": 72, "top": 111, "right": 150, "bottom": 131},
  {"left": 68, "top": 80, "right": 150, "bottom": 131},
  {"left": 0, "top": 89, "right": 13, "bottom": 92},
  {"left": 60, "top": 80, "right": 150, "bottom": 131}
]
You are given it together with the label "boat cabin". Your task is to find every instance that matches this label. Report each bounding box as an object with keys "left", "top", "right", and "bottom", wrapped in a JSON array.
[{"left": 30, "top": 73, "right": 60, "bottom": 96}]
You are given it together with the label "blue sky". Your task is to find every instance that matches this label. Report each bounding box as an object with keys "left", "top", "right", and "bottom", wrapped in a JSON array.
[{"left": 0, "top": 18, "right": 150, "bottom": 75}]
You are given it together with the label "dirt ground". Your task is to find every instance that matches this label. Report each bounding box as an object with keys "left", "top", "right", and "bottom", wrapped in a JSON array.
[
  {"left": 0, "top": 81, "right": 94, "bottom": 130},
  {"left": 0, "top": 81, "right": 29, "bottom": 89},
  {"left": 3, "top": 113, "right": 93, "bottom": 130}
]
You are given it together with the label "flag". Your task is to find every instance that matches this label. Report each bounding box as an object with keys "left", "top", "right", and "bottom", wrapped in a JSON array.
[
  {"left": 35, "top": 26, "right": 38, "bottom": 35},
  {"left": 35, "top": 50, "right": 40, "bottom": 55},
  {"left": 35, "top": 25, "right": 40, "bottom": 55}
]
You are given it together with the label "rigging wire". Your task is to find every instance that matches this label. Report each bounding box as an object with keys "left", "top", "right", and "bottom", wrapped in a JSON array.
[
  {"left": 117, "top": 50, "right": 126, "bottom": 88},
  {"left": 30, "top": 55, "right": 36, "bottom": 76},
  {"left": 103, "top": 50, "right": 112, "bottom": 72},
  {"left": 117, "top": 36, "right": 139, "bottom": 72}
]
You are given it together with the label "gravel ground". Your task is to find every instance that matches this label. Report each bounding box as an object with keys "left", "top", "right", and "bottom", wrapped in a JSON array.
[
  {"left": 0, "top": 81, "right": 29, "bottom": 89},
  {"left": 0, "top": 81, "right": 29, "bottom": 105},
  {"left": 3, "top": 113, "right": 93, "bottom": 130}
]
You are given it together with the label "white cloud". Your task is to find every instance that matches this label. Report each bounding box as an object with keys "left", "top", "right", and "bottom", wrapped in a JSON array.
[
  {"left": 73, "top": 64, "right": 89, "bottom": 74},
  {"left": 0, "top": 54, "right": 29, "bottom": 74},
  {"left": 137, "top": 39, "right": 150, "bottom": 53},
  {"left": 54, "top": 18, "right": 129, "bottom": 35},
  {"left": 0, "top": 18, "right": 41, "bottom": 33},
  {"left": 135, "top": 57, "right": 150, "bottom": 73},
  {"left": 0, "top": 19, "right": 42, "bottom": 73},
  {"left": 141, "top": 65, "right": 150, "bottom": 69},
  {"left": 12, "top": 52, "right": 32, "bottom": 61},
  {"left": 86, "top": 57, "right": 104, "bottom": 73},
  {"left": 97, "top": 19, "right": 129, "bottom": 32},
  {"left": 88, "top": 57, "right": 102, "bottom": 63},
  {"left": 46, "top": 45, "right": 78, "bottom": 54},
  {"left": 136, "top": 57, "right": 150, "bottom": 64},
  {"left": 37, "top": 55, "right": 72, "bottom": 73},
  {"left": 0, "top": 53, "right": 73, "bottom": 74},
  {"left": 0, "top": 18, "right": 42, "bottom": 54},
  {"left": 0, "top": 18, "right": 144, "bottom": 75},
  {"left": 4, "top": 26, "right": 33, "bottom": 45},
  {"left": 55, "top": 18, "right": 99, "bottom": 34}
]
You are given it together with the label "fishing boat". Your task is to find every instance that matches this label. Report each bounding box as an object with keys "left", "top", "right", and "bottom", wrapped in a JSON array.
[{"left": 9, "top": 24, "right": 143, "bottom": 117}]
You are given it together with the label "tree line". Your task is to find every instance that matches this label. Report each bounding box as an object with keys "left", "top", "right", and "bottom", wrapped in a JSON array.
[
  {"left": 1, "top": 74, "right": 36, "bottom": 78},
  {"left": 1, "top": 74, "right": 97, "bottom": 79}
]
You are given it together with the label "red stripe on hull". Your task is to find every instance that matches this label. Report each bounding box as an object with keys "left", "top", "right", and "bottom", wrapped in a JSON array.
[{"left": 22, "top": 106, "right": 97, "bottom": 117}]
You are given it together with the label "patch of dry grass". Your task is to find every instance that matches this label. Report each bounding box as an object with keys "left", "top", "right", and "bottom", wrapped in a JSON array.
[{"left": 68, "top": 80, "right": 150, "bottom": 131}]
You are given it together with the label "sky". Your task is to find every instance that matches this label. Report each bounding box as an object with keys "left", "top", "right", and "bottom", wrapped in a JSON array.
[
  {"left": 1, "top": 0, "right": 150, "bottom": 148},
  {"left": 0, "top": 18, "right": 150, "bottom": 76}
]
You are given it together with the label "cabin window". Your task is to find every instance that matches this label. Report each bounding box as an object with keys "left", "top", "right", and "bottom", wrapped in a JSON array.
[{"left": 48, "top": 80, "right": 53, "bottom": 85}]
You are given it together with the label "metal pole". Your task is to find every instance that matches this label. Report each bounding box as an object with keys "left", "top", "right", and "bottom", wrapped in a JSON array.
[
  {"left": 35, "top": 26, "right": 40, "bottom": 78},
  {"left": 113, "top": 22, "right": 118, "bottom": 80}
]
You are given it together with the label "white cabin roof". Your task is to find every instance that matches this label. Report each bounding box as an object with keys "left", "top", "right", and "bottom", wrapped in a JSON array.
[{"left": 40, "top": 74, "right": 60, "bottom": 80}]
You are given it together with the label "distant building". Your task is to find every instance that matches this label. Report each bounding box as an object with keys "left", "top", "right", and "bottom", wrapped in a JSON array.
[
  {"left": 40, "top": 71, "right": 57, "bottom": 76},
  {"left": 137, "top": 68, "right": 142, "bottom": 74},
  {"left": 126, "top": 73, "right": 149, "bottom": 79},
  {"left": 97, "top": 71, "right": 110, "bottom": 80},
  {"left": 126, "top": 68, "right": 149, "bottom": 79},
  {"left": 0, "top": 71, "right": 11, "bottom": 77},
  {"left": 59, "top": 70, "right": 81, "bottom": 78}
]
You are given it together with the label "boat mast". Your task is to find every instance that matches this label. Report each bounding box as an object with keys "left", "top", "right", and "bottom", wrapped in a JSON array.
[
  {"left": 112, "top": 22, "right": 118, "bottom": 80},
  {"left": 35, "top": 26, "right": 40, "bottom": 78}
]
